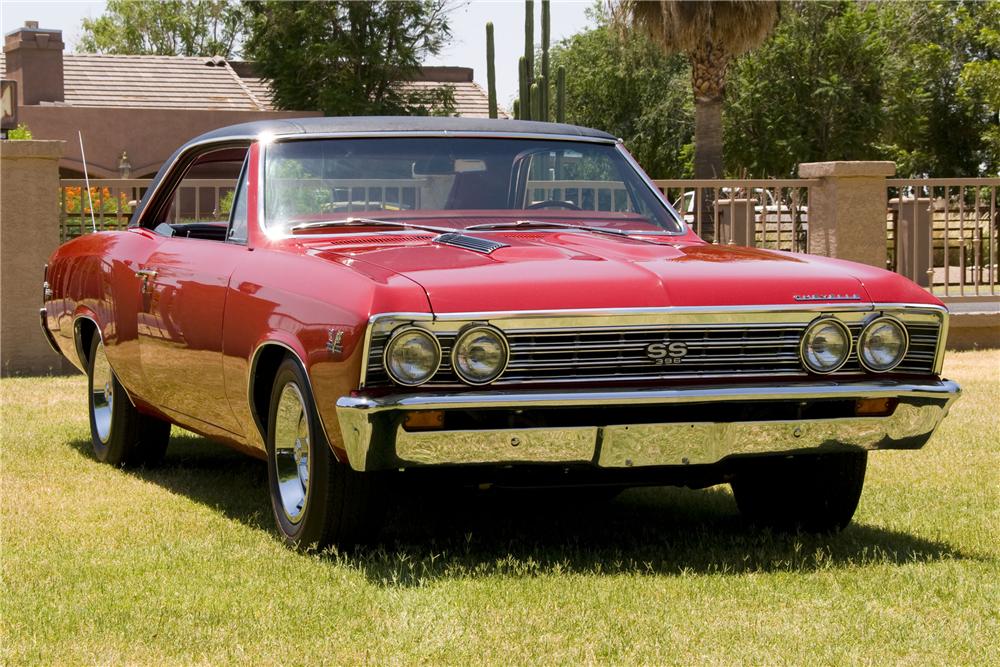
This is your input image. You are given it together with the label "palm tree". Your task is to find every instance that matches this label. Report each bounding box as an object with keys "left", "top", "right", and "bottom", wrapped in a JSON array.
[{"left": 617, "top": 1, "right": 779, "bottom": 179}]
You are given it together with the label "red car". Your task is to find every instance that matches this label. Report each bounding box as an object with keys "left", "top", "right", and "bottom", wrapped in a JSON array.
[{"left": 41, "top": 118, "right": 960, "bottom": 548}]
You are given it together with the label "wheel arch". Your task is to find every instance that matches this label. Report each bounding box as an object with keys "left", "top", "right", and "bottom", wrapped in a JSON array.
[
  {"left": 248, "top": 340, "right": 339, "bottom": 462},
  {"left": 73, "top": 313, "right": 101, "bottom": 370}
]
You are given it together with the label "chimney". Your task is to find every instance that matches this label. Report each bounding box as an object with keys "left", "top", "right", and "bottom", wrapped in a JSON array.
[{"left": 4, "top": 21, "right": 64, "bottom": 105}]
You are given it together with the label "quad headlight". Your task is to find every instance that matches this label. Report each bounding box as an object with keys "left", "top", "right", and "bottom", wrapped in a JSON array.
[
  {"left": 384, "top": 326, "right": 441, "bottom": 386},
  {"left": 452, "top": 325, "right": 509, "bottom": 385},
  {"left": 800, "top": 317, "right": 852, "bottom": 374},
  {"left": 858, "top": 316, "right": 908, "bottom": 372}
]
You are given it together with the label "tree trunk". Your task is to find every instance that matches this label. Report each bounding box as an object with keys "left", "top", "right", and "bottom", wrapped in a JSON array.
[
  {"left": 693, "top": 97, "right": 723, "bottom": 179},
  {"left": 690, "top": 46, "right": 727, "bottom": 241}
]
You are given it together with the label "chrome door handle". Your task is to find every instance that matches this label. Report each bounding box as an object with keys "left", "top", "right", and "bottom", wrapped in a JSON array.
[{"left": 135, "top": 269, "right": 158, "bottom": 279}]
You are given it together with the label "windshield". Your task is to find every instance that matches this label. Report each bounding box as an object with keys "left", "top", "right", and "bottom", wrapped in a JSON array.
[{"left": 263, "top": 137, "right": 683, "bottom": 235}]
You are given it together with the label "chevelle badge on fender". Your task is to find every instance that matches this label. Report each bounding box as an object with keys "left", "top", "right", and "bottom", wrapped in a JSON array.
[{"left": 40, "top": 117, "right": 961, "bottom": 548}]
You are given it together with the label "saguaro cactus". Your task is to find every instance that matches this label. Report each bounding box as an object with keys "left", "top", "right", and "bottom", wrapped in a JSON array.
[
  {"left": 518, "top": 56, "right": 530, "bottom": 120},
  {"left": 524, "top": 0, "right": 535, "bottom": 90},
  {"left": 541, "top": 0, "right": 550, "bottom": 121},
  {"left": 556, "top": 65, "right": 566, "bottom": 123},
  {"left": 488, "top": 0, "right": 570, "bottom": 123},
  {"left": 486, "top": 22, "right": 497, "bottom": 119},
  {"left": 537, "top": 75, "right": 547, "bottom": 123}
]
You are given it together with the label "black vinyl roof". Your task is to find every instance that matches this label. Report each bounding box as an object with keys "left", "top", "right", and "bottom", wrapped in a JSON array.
[{"left": 189, "top": 115, "right": 618, "bottom": 144}]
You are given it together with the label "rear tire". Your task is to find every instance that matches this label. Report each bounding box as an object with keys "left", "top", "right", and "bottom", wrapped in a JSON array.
[
  {"left": 265, "top": 357, "right": 383, "bottom": 550},
  {"left": 731, "top": 451, "right": 867, "bottom": 533},
  {"left": 87, "top": 334, "right": 170, "bottom": 467}
]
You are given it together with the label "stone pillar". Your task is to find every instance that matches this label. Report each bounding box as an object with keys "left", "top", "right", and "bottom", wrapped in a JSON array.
[
  {"left": 1, "top": 139, "right": 65, "bottom": 375},
  {"left": 890, "top": 196, "right": 932, "bottom": 287},
  {"left": 798, "top": 161, "right": 895, "bottom": 269},
  {"left": 716, "top": 198, "right": 755, "bottom": 247}
]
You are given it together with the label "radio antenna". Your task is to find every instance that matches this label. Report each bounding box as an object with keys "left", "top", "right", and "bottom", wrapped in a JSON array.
[{"left": 78, "top": 131, "right": 97, "bottom": 233}]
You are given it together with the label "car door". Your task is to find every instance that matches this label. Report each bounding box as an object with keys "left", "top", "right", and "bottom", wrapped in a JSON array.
[{"left": 136, "top": 148, "right": 249, "bottom": 435}]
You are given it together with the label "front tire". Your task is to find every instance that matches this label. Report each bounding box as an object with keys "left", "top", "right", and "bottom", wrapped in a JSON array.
[
  {"left": 731, "top": 451, "right": 867, "bottom": 533},
  {"left": 265, "top": 357, "right": 383, "bottom": 550},
  {"left": 87, "top": 335, "right": 170, "bottom": 467}
]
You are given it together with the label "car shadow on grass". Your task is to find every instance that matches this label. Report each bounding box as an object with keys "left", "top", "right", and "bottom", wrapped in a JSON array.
[{"left": 70, "top": 433, "right": 973, "bottom": 586}]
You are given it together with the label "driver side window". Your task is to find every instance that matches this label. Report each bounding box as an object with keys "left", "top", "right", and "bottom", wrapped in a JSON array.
[{"left": 151, "top": 146, "right": 248, "bottom": 242}]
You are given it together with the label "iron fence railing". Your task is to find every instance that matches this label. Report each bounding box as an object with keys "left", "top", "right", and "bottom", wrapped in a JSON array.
[
  {"left": 58, "top": 176, "right": 999, "bottom": 301},
  {"left": 652, "top": 179, "right": 815, "bottom": 251},
  {"left": 886, "top": 178, "right": 999, "bottom": 299}
]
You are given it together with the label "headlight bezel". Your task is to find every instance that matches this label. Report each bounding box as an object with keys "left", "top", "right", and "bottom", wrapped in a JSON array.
[
  {"left": 383, "top": 325, "right": 442, "bottom": 387},
  {"left": 799, "top": 316, "right": 853, "bottom": 375},
  {"left": 858, "top": 315, "right": 909, "bottom": 373},
  {"left": 451, "top": 324, "right": 510, "bottom": 385}
]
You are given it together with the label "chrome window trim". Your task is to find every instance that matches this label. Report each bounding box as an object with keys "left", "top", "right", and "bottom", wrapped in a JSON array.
[
  {"left": 857, "top": 315, "right": 911, "bottom": 373},
  {"left": 270, "top": 130, "right": 618, "bottom": 144},
  {"left": 357, "top": 303, "right": 948, "bottom": 389},
  {"left": 225, "top": 152, "right": 251, "bottom": 245},
  {"left": 799, "top": 316, "right": 853, "bottom": 375}
]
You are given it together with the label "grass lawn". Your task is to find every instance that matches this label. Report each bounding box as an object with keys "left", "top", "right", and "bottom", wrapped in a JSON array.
[{"left": 2, "top": 351, "right": 998, "bottom": 664}]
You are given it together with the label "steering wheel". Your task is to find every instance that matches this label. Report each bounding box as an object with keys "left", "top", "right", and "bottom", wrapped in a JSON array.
[{"left": 526, "top": 199, "right": 581, "bottom": 211}]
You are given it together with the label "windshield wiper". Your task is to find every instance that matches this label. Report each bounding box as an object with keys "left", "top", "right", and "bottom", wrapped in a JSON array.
[
  {"left": 289, "top": 217, "right": 454, "bottom": 235},
  {"left": 465, "top": 219, "right": 635, "bottom": 238}
]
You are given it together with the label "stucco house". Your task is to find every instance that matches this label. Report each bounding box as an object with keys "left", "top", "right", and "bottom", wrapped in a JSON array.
[{"left": 1, "top": 22, "right": 502, "bottom": 178}]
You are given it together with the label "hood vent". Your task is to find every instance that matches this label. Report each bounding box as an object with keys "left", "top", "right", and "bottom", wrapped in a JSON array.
[
  {"left": 322, "top": 234, "right": 432, "bottom": 246},
  {"left": 433, "top": 232, "right": 508, "bottom": 254}
]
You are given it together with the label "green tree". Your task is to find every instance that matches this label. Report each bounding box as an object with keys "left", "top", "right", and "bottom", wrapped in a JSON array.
[
  {"left": 243, "top": 1, "right": 455, "bottom": 117},
  {"left": 78, "top": 0, "right": 246, "bottom": 57},
  {"left": 958, "top": 0, "right": 1000, "bottom": 171},
  {"left": 724, "top": 0, "right": 1000, "bottom": 177},
  {"left": 877, "top": 0, "right": 999, "bottom": 176},
  {"left": 617, "top": 0, "right": 779, "bottom": 178},
  {"left": 549, "top": 6, "right": 694, "bottom": 178},
  {"left": 723, "top": 1, "right": 885, "bottom": 177}
]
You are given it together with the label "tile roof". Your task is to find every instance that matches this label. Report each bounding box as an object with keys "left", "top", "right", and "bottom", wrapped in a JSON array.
[{"left": 0, "top": 53, "right": 505, "bottom": 117}]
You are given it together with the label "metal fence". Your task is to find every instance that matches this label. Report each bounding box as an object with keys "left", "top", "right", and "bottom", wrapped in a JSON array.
[
  {"left": 58, "top": 176, "right": 1000, "bottom": 300},
  {"left": 886, "top": 178, "right": 998, "bottom": 299},
  {"left": 652, "top": 179, "right": 815, "bottom": 251}
]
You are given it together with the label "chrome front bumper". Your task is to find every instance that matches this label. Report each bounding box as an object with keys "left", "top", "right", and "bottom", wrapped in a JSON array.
[{"left": 334, "top": 380, "right": 961, "bottom": 472}]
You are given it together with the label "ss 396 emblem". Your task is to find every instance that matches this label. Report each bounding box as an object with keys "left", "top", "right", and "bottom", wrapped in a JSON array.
[{"left": 645, "top": 340, "right": 688, "bottom": 365}]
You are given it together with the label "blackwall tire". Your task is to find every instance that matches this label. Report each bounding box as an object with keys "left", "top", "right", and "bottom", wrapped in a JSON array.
[
  {"left": 731, "top": 451, "right": 868, "bottom": 533},
  {"left": 265, "top": 357, "right": 383, "bottom": 550},
  {"left": 87, "top": 335, "right": 170, "bottom": 468}
]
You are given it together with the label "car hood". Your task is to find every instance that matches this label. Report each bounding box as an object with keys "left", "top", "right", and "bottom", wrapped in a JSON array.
[{"left": 302, "top": 231, "right": 931, "bottom": 314}]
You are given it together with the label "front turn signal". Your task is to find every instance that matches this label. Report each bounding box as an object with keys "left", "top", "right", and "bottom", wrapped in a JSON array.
[
  {"left": 402, "top": 410, "right": 445, "bottom": 431},
  {"left": 855, "top": 397, "right": 897, "bottom": 417}
]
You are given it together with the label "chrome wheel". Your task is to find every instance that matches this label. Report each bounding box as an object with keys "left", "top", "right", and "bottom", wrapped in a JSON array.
[
  {"left": 90, "top": 339, "right": 114, "bottom": 444},
  {"left": 273, "top": 383, "right": 311, "bottom": 524}
]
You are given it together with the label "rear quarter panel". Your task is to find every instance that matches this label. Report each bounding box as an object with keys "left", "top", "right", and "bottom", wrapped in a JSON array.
[{"left": 44, "top": 230, "right": 151, "bottom": 397}]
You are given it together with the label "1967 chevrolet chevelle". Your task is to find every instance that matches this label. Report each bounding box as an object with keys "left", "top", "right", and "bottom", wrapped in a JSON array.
[{"left": 41, "top": 117, "right": 960, "bottom": 547}]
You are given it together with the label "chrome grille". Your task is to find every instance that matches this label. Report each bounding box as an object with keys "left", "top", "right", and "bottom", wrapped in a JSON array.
[{"left": 364, "top": 319, "right": 941, "bottom": 387}]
